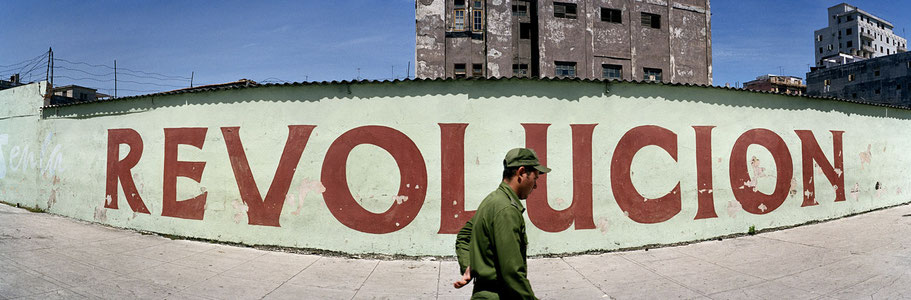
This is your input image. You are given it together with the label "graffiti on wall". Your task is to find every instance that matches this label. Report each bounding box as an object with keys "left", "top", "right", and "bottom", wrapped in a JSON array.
[
  {"left": 104, "top": 124, "right": 845, "bottom": 234},
  {"left": 0, "top": 133, "right": 65, "bottom": 180}
]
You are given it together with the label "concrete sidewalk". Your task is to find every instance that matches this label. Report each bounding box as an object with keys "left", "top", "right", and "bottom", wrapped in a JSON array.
[{"left": 1, "top": 204, "right": 909, "bottom": 300}]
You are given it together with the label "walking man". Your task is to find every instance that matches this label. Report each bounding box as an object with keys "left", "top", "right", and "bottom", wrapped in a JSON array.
[{"left": 453, "top": 148, "right": 550, "bottom": 299}]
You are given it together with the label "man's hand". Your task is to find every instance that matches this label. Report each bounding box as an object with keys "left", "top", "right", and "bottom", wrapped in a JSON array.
[{"left": 453, "top": 266, "right": 472, "bottom": 288}]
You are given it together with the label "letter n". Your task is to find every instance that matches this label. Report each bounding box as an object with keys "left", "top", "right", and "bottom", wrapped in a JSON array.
[{"left": 795, "top": 130, "right": 845, "bottom": 206}]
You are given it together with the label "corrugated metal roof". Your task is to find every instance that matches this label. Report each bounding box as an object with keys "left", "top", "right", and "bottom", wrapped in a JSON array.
[{"left": 40, "top": 77, "right": 911, "bottom": 111}]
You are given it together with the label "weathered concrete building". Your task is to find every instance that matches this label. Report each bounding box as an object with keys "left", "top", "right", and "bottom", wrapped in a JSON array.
[
  {"left": 743, "top": 75, "right": 806, "bottom": 96},
  {"left": 416, "top": 0, "right": 712, "bottom": 85},
  {"left": 807, "top": 51, "right": 911, "bottom": 106},
  {"left": 814, "top": 3, "right": 906, "bottom": 67},
  {"left": 807, "top": 3, "right": 910, "bottom": 107}
]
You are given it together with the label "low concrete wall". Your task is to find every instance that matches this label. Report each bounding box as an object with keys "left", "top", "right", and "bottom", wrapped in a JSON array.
[{"left": 1, "top": 79, "right": 907, "bottom": 256}]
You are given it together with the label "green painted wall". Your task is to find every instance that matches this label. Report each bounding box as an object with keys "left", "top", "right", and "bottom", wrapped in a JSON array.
[{"left": 1, "top": 79, "right": 907, "bottom": 256}]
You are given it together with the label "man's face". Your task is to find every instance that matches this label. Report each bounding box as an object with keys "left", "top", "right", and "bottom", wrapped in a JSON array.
[{"left": 516, "top": 168, "right": 540, "bottom": 200}]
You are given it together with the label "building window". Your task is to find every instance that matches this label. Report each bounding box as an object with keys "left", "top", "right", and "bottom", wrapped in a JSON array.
[
  {"left": 819, "top": 47, "right": 823, "bottom": 53},
  {"left": 852, "top": 93, "right": 857, "bottom": 98},
  {"left": 454, "top": 9, "right": 466, "bottom": 30},
  {"left": 554, "top": 2, "right": 577, "bottom": 19},
  {"left": 555, "top": 61, "right": 576, "bottom": 77},
  {"left": 875, "top": 88, "right": 881, "bottom": 94},
  {"left": 601, "top": 8, "right": 622, "bottom": 23},
  {"left": 454, "top": 0, "right": 465, "bottom": 6},
  {"left": 472, "top": 10, "right": 483, "bottom": 31},
  {"left": 512, "top": 2, "right": 527, "bottom": 17},
  {"left": 846, "top": 28, "right": 852, "bottom": 35},
  {"left": 827, "top": 44, "right": 833, "bottom": 51},
  {"left": 848, "top": 74, "right": 855, "bottom": 81},
  {"left": 519, "top": 22, "right": 531, "bottom": 39},
  {"left": 641, "top": 13, "right": 660, "bottom": 29},
  {"left": 874, "top": 69, "right": 880, "bottom": 76},
  {"left": 513, "top": 64, "right": 528, "bottom": 77},
  {"left": 817, "top": 35, "right": 823, "bottom": 42},
  {"left": 602, "top": 64, "right": 622, "bottom": 79},
  {"left": 454, "top": 63, "right": 466, "bottom": 78},
  {"left": 897, "top": 84, "right": 902, "bottom": 90},
  {"left": 846, "top": 15, "right": 853, "bottom": 21},
  {"left": 643, "top": 68, "right": 662, "bottom": 81},
  {"left": 847, "top": 41, "right": 853, "bottom": 48},
  {"left": 472, "top": 64, "right": 483, "bottom": 77},
  {"left": 824, "top": 79, "right": 831, "bottom": 86}
]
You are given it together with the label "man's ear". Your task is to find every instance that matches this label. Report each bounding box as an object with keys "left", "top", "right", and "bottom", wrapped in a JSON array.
[{"left": 516, "top": 166, "right": 526, "bottom": 179}]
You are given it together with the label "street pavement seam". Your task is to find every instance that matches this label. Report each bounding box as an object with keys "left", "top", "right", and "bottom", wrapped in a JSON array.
[
  {"left": 435, "top": 259, "right": 442, "bottom": 299},
  {"left": 171, "top": 247, "right": 270, "bottom": 298},
  {"left": 560, "top": 257, "right": 610, "bottom": 296},
  {"left": 260, "top": 256, "right": 323, "bottom": 299},
  {"left": 349, "top": 260, "right": 380, "bottom": 299},
  {"left": 616, "top": 253, "right": 708, "bottom": 298}
]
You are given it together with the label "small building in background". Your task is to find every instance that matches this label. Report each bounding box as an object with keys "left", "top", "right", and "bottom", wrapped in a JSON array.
[
  {"left": 52, "top": 85, "right": 109, "bottom": 101},
  {"left": 49, "top": 85, "right": 110, "bottom": 106},
  {"left": 744, "top": 75, "right": 807, "bottom": 95},
  {"left": 0, "top": 75, "right": 24, "bottom": 91}
]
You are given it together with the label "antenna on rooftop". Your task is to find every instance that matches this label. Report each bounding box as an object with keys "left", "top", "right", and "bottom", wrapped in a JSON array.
[{"left": 190, "top": 71, "right": 194, "bottom": 88}]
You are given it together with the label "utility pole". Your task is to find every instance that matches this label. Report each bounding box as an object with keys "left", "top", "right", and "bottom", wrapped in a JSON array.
[
  {"left": 357, "top": 68, "right": 361, "bottom": 80},
  {"left": 190, "top": 71, "right": 194, "bottom": 88},
  {"left": 45, "top": 47, "right": 51, "bottom": 83},
  {"left": 114, "top": 60, "right": 117, "bottom": 98},
  {"left": 406, "top": 61, "right": 410, "bottom": 79}
]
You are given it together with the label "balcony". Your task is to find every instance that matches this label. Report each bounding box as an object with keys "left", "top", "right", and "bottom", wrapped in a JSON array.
[
  {"left": 861, "top": 31, "right": 875, "bottom": 41},
  {"left": 862, "top": 44, "right": 876, "bottom": 53}
]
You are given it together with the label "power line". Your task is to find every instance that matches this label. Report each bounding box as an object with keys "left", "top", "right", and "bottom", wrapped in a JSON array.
[
  {"left": 55, "top": 75, "right": 185, "bottom": 88},
  {"left": 0, "top": 52, "right": 48, "bottom": 69},
  {"left": 54, "top": 58, "right": 191, "bottom": 80},
  {"left": 54, "top": 65, "right": 113, "bottom": 77}
]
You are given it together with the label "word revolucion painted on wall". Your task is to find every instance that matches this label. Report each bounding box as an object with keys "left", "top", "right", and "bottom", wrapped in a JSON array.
[{"left": 104, "top": 124, "right": 845, "bottom": 234}]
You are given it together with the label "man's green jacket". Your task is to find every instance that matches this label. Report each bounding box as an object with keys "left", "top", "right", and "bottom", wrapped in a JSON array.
[{"left": 455, "top": 182, "right": 536, "bottom": 299}]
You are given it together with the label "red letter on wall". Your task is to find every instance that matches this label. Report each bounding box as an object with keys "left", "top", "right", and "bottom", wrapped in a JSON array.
[
  {"left": 105, "top": 128, "right": 150, "bottom": 214},
  {"left": 162, "top": 128, "right": 208, "bottom": 220},
  {"left": 523, "top": 123, "right": 596, "bottom": 232},
  {"left": 729, "top": 129, "right": 792, "bottom": 214},
  {"left": 438, "top": 123, "right": 475, "bottom": 234},
  {"left": 321, "top": 126, "right": 427, "bottom": 234},
  {"left": 611, "top": 125, "right": 680, "bottom": 224},
  {"left": 222, "top": 125, "right": 315, "bottom": 227},
  {"left": 693, "top": 126, "right": 717, "bottom": 220},
  {"left": 795, "top": 130, "right": 845, "bottom": 206}
]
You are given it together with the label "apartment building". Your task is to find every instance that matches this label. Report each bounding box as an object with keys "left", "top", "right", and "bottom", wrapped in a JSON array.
[
  {"left": 416, "top": 0, "right": 712, "bottom": 85},
  {"left": 807, "top": 3, "right": 910, "bottom": 106},
  {"left": 814, "top": 3, "right": 906, "bottom": 67}
]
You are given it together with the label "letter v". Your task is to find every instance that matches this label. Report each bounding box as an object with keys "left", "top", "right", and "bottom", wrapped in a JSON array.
[{"left": 221, "top": 125, "right": 316, "bottom": 227}]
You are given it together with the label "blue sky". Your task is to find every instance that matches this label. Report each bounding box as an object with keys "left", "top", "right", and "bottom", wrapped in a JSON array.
[{"left": 1, "top": 1, "right": 908, "bottom": 96}]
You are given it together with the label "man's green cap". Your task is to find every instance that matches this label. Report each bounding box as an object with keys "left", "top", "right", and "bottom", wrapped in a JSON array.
[{"left": 503, "top": 148, "right": 551, "bottom": 173}]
